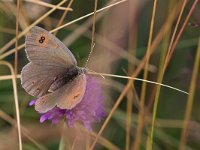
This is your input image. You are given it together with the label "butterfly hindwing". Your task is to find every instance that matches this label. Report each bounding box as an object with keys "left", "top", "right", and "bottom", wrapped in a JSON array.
[
  {"left": 35, "top": 74, "right": 87, "bottom": 113},
  {"left": 57, "top": 74, "right": 86, "bottom": 109}
]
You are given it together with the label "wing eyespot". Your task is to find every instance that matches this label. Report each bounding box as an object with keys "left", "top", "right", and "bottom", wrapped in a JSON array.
[{"left": 39, "top": 36, "right": 45, "bottom": 43}]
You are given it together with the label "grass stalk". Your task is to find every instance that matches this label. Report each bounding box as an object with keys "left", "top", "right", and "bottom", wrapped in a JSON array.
[
  {"left": 89, "top": 5, "right": 181, "bottom": 149},
  {"left": 126, "top": 4, "right": 137, "bottom": 149},
  {"left": 14, "top": 1, "right": 22, "bottom": 149},
  {"left": 54, "top": 0, "right": 74, "bottom": 36},
  {"left": 0, "top": 109, "right": 47, "bottom": 150},
  {"left": 24, "top": 0, "right": 73, "bottom": 11},
  {"left": 85, "top": 0, "right": 98, "bottom": 68},
  {"left": 149, "top": 0, "right": 188, "bottom": 149},
  {"left": 0, "top": 0, "right": 128, "bottom": 60},
  {"left": 0, "top": 0, "right": 68, "bottom": 55},
  {"left": 133, "top": 0, "right": 157, "bottom": 149},
  {"left": 0, "top": 61, "right": 22, "bottom": 150},
  {"left": 149, "top": 0, "right": 197, "bottom": 149},
  {"left": 179, "top": 38, "right": 200, "bottom": 149}
]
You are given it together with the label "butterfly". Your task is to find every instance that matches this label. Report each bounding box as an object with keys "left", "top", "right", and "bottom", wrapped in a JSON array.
[{"left": 21, "top": 26, "right": 87, "bottom": 113}]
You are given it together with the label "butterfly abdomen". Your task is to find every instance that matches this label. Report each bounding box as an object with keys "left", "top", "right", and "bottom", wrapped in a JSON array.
[{"left": 48, "top": 67, "right": 84, "bottom": 92}]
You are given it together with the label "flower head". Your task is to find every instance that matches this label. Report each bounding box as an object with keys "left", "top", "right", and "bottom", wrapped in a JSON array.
[{"left": 29, "top": 75, "right": 105, "bottom": 131}]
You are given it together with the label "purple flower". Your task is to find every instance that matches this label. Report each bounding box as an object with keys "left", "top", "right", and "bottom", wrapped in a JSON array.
[
  {"left": 29, "top": 99, "right": 36, "bottom": 106},
  {"left": 29, "top": 75, "right": 105, "bottom": 131}
]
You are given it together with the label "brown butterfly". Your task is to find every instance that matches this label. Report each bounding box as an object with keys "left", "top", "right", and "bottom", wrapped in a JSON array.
[{"left": 21, "top": 26, "right": 87, "bottom": 113}]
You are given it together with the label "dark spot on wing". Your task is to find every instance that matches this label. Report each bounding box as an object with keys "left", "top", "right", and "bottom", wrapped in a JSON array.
[
  {"left": 39, "top": 36, "right": 45, "bottom": 43},
  {"left": 73, "top": 93, "right": 80, "bottom": 99}
]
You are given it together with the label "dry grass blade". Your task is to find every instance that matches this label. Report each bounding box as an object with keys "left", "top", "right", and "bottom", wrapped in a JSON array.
[
  {"left": 15, "top": 0, "right": 20, "bottom": 77},
  {"left": 71, "top": 138, "right": 77, "bottom": 150},
  {"left": 0, "top": 43, "right": 25, "bottom": 60},
  {"left": 91, "top": 0, "right": 98, "bottom": 56},
  {"left": 148, "top": 0, "right": 188, "bottom": 149},
  {"left": 0, "top": 61, "right": 22, "bottom": 150},
  {"left": 149, "top": 0, "right": 198, "bottom": 149},
  {"left": 0, "top": 109, "right": 47, "bottom": 150},
  {"left": 0, "top": 27, "right": 16, "bottom": 34},
  {"left": 50, "top": 0, "right": 128, "bottom": 33},
  {"left": 163, "top": 0, "right": 188, "bottom": 72},
  {"left": 0, "top": 74, "right": 21, "bottom": 80},
  {"left": 54, "top": 0, "right": 74, "bottom": 35},
  {"left": 62, "top": 0, "right": 119, "bottom": 45},
  {"left": 0, "top": 0, "right": 68, "bottom": 55},
  {"left": 168, "top": 0, "right": 198, "bottom": 63},
  {"left": 14, "top": 1, "right": 21, "bottom": 148},
  {"left": 85, "top": 0, "right": 98, "bottom": 68},
  {"left": 24, "top": 0, "right": 73, "bottom": 11},
  {"left": 58, "top": 123, "right": 67, "bottom": 150},
  {"left": 179, "top": 38, "right": 200, "bottom": 150},
  {"left": 2, "top": 1, "right": 28, "bottom": 29},
  {"left": 0, "top": 0, "right": 127, "bottom": 61},
  {"left": 66, "top": 23, "right": 156, "bottom": 72},
  {"left": 133, "top": 0, "right": 157, "bottom": 149},
  {"left": 126, "top": 2, "right": 137, "bottom": 148},
  {"left": 79, "top": 125, "right": 120, "bottom": 150},
  {"left": 89, "top": 4, "right": 182, "bottom": 149}
]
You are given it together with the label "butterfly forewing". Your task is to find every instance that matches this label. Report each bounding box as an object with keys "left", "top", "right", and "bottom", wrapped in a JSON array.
[
  {"left": 25, "top": 26, "right": 77, "bottom": 68},
  {"left": 35, "top": 74, "right": 87, "bottom": 113}
]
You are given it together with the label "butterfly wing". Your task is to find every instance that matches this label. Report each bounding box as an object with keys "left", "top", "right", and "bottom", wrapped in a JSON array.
[
  {"left": 21, "top": 62, "right": 68, "bottom": 97},
  {"left": 25, "top": 26, "right": 77, "bottom": 67},
  {"left": 35, "top": 74, "right": 87, "bottom": 113},
  {"left": 22, "top": 26, "right": 77, "bottom": 97}
]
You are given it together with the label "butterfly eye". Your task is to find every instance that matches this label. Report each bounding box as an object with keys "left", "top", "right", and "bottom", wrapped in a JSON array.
[{"left": 39, "top": 36, "right": 45, "bottom": 43}]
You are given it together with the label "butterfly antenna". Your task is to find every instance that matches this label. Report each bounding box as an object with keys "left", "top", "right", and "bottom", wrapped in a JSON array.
[{"left": 85, "top": 42, "right": 95, "bottom": 68}]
